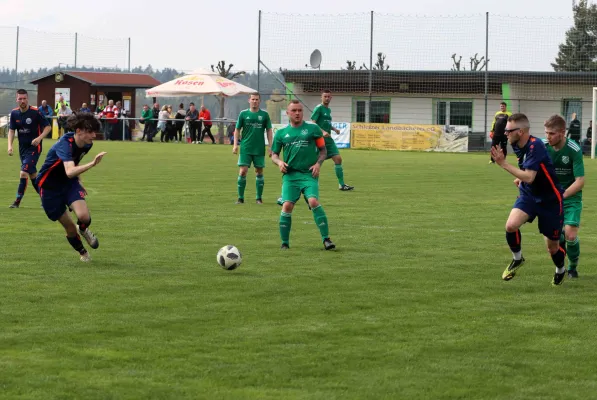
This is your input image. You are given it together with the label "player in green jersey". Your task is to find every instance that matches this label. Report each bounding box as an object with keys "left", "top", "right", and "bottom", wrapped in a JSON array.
[
  {"left": 311, "top": 90, "right": 354, "bottom": 191},
  {"left": 233, "top": 93, "right": 273, "bottom": 204},
  {"left": 271, "top": 100, "right": 336, "bottom": 251},
  {"left": 543, "top": 115, "right": 585, "bottom": 278}
]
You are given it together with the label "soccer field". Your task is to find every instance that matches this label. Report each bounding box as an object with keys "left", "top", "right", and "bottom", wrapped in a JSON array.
[{"left": 1, "top": 139, "right": 597, "bottom": 399}]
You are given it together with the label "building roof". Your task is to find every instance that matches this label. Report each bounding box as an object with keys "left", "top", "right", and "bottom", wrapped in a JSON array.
[
  {"left": 281, "top": 70, "right": 597, "bottom": 94},
  {"left": 30, "top": 71, "right": 161, "bottom": 88}
]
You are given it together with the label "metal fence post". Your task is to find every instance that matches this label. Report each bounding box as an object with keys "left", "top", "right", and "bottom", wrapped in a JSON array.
[
  {"left": 257, "top": 10, "right": 262, "bottom": 93},
  {"left": 74, "top": 32, "right": 78, "bottom": 68},
  {"left": 128, "top": 38, "right": 131, "bottom": 72},
  {"left": 369, "top": 11, "right": 373, "bottom": 122},
  {"left": 484, "top": 12, "right": 489, "bottom": 146},
  {"left": 15, "top": 26, "right": 19, "bottom": 89}
]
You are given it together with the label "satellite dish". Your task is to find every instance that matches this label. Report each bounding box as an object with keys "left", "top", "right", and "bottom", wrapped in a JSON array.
[{"left": 309, "top": 49, "right": 322, "bottom": 69}]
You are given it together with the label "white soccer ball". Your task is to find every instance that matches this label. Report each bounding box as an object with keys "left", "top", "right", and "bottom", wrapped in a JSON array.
[{"left": 217, "top": 245, "right": 242, "bottom": 270}]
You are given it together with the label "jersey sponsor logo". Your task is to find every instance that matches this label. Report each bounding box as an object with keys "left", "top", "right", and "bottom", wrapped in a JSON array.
[
  {"left": 25, "top": 118, "right": 32, "bottom": 124},
  {"left": 562, "top": 156, "right": 569, "bottom": 164}
]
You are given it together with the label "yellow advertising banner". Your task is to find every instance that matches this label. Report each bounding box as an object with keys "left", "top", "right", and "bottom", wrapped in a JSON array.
[{"left": 350, "top": 123, "right": 468, "bottom": 152}]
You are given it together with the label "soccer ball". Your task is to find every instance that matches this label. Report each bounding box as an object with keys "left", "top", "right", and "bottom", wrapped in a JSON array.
[{"left": 217, "top": 245, "right": 242, "bottom": 270}]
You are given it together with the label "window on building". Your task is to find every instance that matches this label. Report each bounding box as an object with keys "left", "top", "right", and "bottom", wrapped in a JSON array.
[
  {"left": 352, "top": 99, "right": 391, "bottom": 123},
  {"left": 562, "top": 99, "right": 582, "bottom": 128},
  {"left": 356, "top": 101, "right": 366, "bottom": 122},
  {"left": 435, "top": 100, "right": 473, "bottom": 128}
]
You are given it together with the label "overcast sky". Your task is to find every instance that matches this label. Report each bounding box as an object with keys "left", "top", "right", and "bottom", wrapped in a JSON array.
[{"left": 0, "top": 0, "right": 577, "bottom": 74}]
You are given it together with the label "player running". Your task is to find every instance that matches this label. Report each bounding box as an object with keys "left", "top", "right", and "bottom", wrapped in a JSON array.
[
  {"left": 272, "top": 100, "right": 335, "bottom": 251},
  {"left": 491, "top": 113, "right": 566, "bottom": 286},
  {"left": 36, "top": 113, "right": 107, "bottom": 262},
  {"left": 7, "top": 89, "right": 51, "bottom": 208},
  {"left": 543, "top": 115, "right": 585, "bottom": 278},
  {"left": 233, "top": 93, "right": 273, "bottom": 204}
]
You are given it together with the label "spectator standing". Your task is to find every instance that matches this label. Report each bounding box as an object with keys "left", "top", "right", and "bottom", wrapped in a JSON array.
[
  {"left": 199, "top": 105, "right": 216, "bottom": 143},
  {"left": 57, "top": 103, "right": 73, "bottom": 137},
  {"left": 140, "top": 104, "right": 152, "bottom": 142},
  {"left": 98, "top": 100, "right": 119, "bottom": 141},
  {"left": 175, "top": 103, "right": 186, "bottom": 143},
  {"left": 186, "top": 103, "right": 200, "bottom": 144}
]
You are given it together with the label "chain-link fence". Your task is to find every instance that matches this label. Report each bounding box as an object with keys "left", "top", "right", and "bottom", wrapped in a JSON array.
[{"left": 257, "top": 11, "right": 597, "bottom": 147}]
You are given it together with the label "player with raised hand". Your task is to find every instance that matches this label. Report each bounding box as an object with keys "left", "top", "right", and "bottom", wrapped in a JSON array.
[
  {"left": 272, "top": 100, "right": 335, "bottom": 251},
  {"left": 7, "top": 89, "right": 51, "bottom": 208},
  {"left": 233, "top": 93, "right": 273, "bottom": 204},
  {"left": 543, "top": 115, "right": 585, "bottom": 278},
  {"left": 36, "top": 113, "right": 107, "bottom": 262},
  {"left": 491, "top": 113, "right": 566, "bottom": 286}
]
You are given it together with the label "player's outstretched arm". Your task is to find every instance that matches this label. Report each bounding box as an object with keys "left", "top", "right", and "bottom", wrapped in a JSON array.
[
  {"left": 491, "top": 145, "right": 536, "bottom": 183},
  {"left": 63, "top": 152, "right": 107, "bottom": 179}
]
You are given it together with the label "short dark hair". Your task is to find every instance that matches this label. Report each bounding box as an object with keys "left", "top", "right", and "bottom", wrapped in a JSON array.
[
  {"left": 16, "top": 89, "right": 28, "bottom": 96},
  {"left": 189, "top": 102, "right": 195, "bottom": 106},
  {"left": 508, "top": 113, "right": 530, "bottom": 129},
  {"left": 500, "top": 101, "right": 507, "bottom": 107},
  {"left": 67, "top": 112, "right": 100, "bottom": 133},
  {"left": 544, "top": 115, "right": 566, "bottom": 132},
  {"left": 322, "top": 89, "right": 331, "bottom": 94},
  {"left": 179, "top": 103, "right": 184, "bottom": 109},
  {"left": 289, "top": 99, "right": 301, "bottom": 105},
  {"left": 250, "top": 93, "right": 260, "bottom": 98}
]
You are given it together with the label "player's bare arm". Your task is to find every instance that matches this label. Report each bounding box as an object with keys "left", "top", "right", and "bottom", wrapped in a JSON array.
[
  {"left": 63, "top": 152, "right": 107, "bottom": 179},
  {"left": 312, "top": 121, "right": 330, "bottom": 137},
  {"left": 266, "top": 128, "right": 273, "bottom": 157},
  {"left": 232, "top": 128, "right": 240, "bottom": 154},
  {"left": 491, "top": 145, "right": 537, "bottom": 183},
  {"left": 309, "top": 141, "right": 327, "bottom": 178},
  {"left": 563, "top": 176, "right": 585, "bottom": 199},
  {"left": 7, "top": 129, "right": 15, "bottom": 155},
  {"left": 31, "top": 126, "right": 52, "bottom": 146},
  {"left": 271, "top": 152, "right": 288, "bottom": 173}
]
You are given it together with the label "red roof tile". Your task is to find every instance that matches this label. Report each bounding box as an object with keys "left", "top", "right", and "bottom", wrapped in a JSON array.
[
  {"left": 66, "top": 71, "right": 161, "bottom": 87},
  {"left": 30, "top": 71, "right": 161, "bottom": 87}
]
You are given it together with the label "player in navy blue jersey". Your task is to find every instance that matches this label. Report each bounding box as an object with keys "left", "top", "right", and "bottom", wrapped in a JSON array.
[
  {"left": 36, "top": 113, "right": 107, "bottom": 262},
  {"left": 491, "top": 113, "right": 567, "bottom": 286},
  {"left": 7, "top": 89, "right": 51, "bottom": 208}
]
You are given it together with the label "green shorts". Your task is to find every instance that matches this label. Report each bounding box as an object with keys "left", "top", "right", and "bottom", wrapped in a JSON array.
[
  {"left": 325, "top": 136, "right": 340, "bottom": 159},
  {"left": 238, "top": 153, "right": 265, "bottom": 168},
  {"left": 563, "top": 200, "right": 582, "bottom": 227},
  {"left": 281, "top": 172, "right": 319, "bottom": 203}
]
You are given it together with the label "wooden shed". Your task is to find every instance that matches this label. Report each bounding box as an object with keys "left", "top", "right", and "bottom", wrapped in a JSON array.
[{"left": 30, "top": 70, "right": 161, "bottom": 117}]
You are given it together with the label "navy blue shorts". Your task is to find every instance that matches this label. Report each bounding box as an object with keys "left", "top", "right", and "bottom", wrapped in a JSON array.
[
  {"left": 40, "top": 180, "right": 87, "bottom": 221},
  {"left": 513, "top": 196, "right": 563, "bottom": 241},
  {"left": 20, "top": 145, "right": 41, "bottom": 174}
]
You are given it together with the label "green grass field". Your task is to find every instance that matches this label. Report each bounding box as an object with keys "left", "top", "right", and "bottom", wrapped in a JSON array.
[{"left": 1, "top": 139, "right": 597, "bottom": 399}]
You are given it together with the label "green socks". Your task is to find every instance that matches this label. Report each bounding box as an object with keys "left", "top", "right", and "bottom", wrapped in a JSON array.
[
  {"left": 237, "top": 175, "right": 247, "bottom": 199},
  {"left": 334, "top": 164, "right": 345, "bottom": 186},
  {"left": 566, "top": 238, "right": 580, "bottom": 270},
  {"left": 279, "top": 212, "right": 292, "bottom": 245},
  {"left": 312, "top": 205, "right": 329, "bottom": 240},
  {"left": 256, "top": 175, "right": 264, "bottom": 200}
]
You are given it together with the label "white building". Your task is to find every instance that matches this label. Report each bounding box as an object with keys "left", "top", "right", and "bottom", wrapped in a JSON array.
[{"left": 282, "top": 70, "right": 597, "bottom": 143}]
